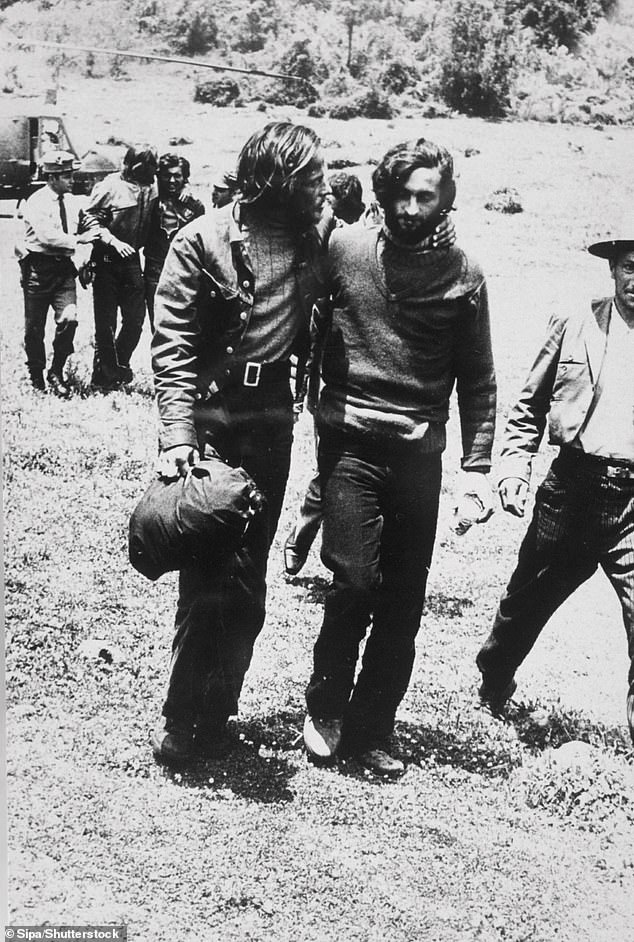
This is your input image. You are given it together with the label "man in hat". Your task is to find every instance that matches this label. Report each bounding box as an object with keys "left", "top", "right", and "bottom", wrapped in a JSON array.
[
  {"left": 476, "top": 231, "right": 634, "bottom": 744},
  {"left": 303, "top": 138, "right": 496, "bottom": 776},
  {"left": 149, "top": 122, "right": 331, "bottom": 763},
  {"left": 86, "top": 144, "right": 158, "bottom": 389},
  {"left": 19, "top": 150, "right": 95, "bottom": 395}
]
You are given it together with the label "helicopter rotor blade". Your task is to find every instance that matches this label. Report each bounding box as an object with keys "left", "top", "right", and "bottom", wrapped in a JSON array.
[{"left": 18, "top": 39, "right": 316, "bottom": 93}]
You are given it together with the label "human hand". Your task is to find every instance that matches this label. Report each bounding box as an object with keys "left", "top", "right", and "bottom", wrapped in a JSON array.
[
  {"left": 498, "top": 477, "right": 529, "bottom": 517},
  {"left": 431, "top": 214, "right": 456, "bottom": 249},
  {"left": 155, "top": 445, "right": 199, "bottom": 480},
  {"left": 452, "top": 470, "right": 494, "bottom": 535},
  {"left": 111, "top": 237, "right": 135, "bottom": 258}
]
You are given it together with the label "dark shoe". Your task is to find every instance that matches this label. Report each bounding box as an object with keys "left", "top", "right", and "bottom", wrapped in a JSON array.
[
  {"left": 284, "top": 532, "right": 309, "bottom": 575},
  {"left": 91, "top": 372, "right": 123, "bottom": 392},
  {"left": 29, "top": 370, "right": 46, "bottom": 391},
  {"left": 303, "top": 714, "right": 343, "bottom": 760},
  {"left": 478, "top": 676, "right": 517, "bottom": 717},
  {"left": 195, "top": 724, "right": 235, "bottom": 759},
  {"left": 150, "top": 719, "right": 195, "bottom": 763},
  {"left": 627, "top": 687, "right": 634, "bottom": 746},
  {"left": 117, "top": 365, "right": 134, "bottom": 384},
  {"left": 47, "top": 369, "right": 70, "bottom": 398},
  {"left": 357, "top": 747, "right": 405, "bottom": 778}
]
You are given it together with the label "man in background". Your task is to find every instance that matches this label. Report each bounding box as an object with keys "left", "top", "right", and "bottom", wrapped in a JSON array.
[
  {"left": 18, "top": 150, "right": 95, "bottom": 396},
  {"left": 476, "top": 230, "right": 634, "bottom": 745},
  {"left": 86, "top": 144, "right": 158, "bottom": 389},
  {"left": 144, "top": 152, "right": 205, "bottom": 328}
]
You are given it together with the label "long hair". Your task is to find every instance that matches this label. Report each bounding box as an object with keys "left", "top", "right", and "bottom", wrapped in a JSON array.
[
  {"left": 372, "top": 139, "right": 455, "bottom": 212},
  {"left": 235, "top": 122, "right": 321, "bottom": 210},
  {"left": 122, "top": 144, "right": 158, "bottom": 182},
  {"left": 158, "top": 152, "right": 191, "bottom": 182}
]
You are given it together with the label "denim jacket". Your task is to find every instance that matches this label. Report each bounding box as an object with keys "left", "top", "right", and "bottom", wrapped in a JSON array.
[{"left": 152, "top": 200, "right": 331, "bottom": 449}]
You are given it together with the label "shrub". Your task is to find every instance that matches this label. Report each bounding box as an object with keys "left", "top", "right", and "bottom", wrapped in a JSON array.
[
  {"left": 194, "top": 78, "right": 241, "bottom": 107},
  {"left": 271, "top": 39, "right": 327, "bottom": 106},
  {"left": 508, "top": 0, "right": 619, "bottom": 51},
  {"left": 379, "top": 59, "right": 420, "bottom": 94},
  {"left": 438, "top": 0, "right": 522, "bottom": 117},
  {"left": 139, "top": 1, "right": 218, "bottom": 56},
  {"left": 230, "top": 0, "right": 280, "bottom": 53},
  {"left": 328, "top": 87, "right": 394, "bottom": 119},
  {"left": 328, "top": 98, "right": 361, "bottom": 120}
]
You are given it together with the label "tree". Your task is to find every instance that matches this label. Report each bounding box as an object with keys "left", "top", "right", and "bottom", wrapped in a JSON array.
[{"left": 333, "top": 0, "right": 404, "bottom": 70}]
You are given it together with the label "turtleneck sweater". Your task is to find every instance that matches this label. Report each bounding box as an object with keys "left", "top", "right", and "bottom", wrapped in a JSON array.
[{"left": 317, "top": 223, "right": 496, "bottom": 469}]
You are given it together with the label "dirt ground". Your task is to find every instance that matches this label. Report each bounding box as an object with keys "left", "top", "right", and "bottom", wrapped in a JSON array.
[{"left": 3, "top": 62, "right": 634, "bottom": 941}]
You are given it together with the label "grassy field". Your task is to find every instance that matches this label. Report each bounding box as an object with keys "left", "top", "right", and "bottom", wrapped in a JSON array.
[{"left": 3, "top": 64, "right": 634, "bottom": 940}]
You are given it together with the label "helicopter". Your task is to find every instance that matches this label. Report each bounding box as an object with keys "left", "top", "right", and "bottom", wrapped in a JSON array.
[
  {"left": 0, "top": 106, "right": 119, "bottom": 204},
  {"left": 0, "top": 39, "right": 312, "bottom": 206}
]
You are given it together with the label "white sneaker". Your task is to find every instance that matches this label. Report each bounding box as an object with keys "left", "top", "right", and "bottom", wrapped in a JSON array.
[{"left": 303, "top": 714, "right": 343, "bottom": 760}]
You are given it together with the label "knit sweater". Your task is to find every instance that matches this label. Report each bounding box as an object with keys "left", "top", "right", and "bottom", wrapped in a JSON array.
[{"left": 317, "top": 224, "right": 496, "bottom": 469}]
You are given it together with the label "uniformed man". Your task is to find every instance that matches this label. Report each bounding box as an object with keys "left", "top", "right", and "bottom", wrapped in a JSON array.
[{"left": 19, "top": 150, "right": 93, "bottom": 396}]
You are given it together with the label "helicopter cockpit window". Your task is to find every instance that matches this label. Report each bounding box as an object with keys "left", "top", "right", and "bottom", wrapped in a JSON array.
[{"left": 40, "top": 118, "right": 69, "bottom": 151}]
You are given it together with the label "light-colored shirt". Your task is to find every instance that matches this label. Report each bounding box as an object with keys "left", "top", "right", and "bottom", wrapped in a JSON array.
[
  {"left": 578, "top": 303, "right": 634, "bottom": 460},
  {"left": 21, "top": 185, "right": 85, "bottom": 256},
  {"left": 87, "top": 172, "right": 157, "bottom": 250}
]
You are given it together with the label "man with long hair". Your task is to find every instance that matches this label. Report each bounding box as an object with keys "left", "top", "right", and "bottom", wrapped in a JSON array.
[
  {"left": 303, "top": 138, "right": 497, "bottom": 775},
  {"left": 150, "top": 122, "right": 330, "bottom": 763}
]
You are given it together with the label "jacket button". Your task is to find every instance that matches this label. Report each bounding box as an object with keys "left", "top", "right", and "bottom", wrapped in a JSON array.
[
  {"left": 240, "top": 311, "right": 248, "bottom": 321},
  {"left": 242, "top": 279, "right": 250, "bottom": 288},
  {"left": 209, "top": 290, "right": 216, "bottom": 298},
  {"left": 226, "top": 346, "right": 234, "bottom": 354},
  {"left": 195, "top": 392, "right": 202, "bottom": 400}
]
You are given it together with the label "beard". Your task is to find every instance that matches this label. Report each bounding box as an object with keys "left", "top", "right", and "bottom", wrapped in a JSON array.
[{"left": 383, "top": 206, "right": 445, "bottom": 244}]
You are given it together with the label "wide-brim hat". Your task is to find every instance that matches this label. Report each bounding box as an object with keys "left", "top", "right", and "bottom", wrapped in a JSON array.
[
  {"left": 40, "top": 149, "right": 81, "bottom": 174},
  {"left": 588, "top": 226, "right": 634, "bottom": 259}
]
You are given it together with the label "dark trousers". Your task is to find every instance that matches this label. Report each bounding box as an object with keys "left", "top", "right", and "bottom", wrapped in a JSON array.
[
  {"left": 306, "top": 427, "right": 442, "bottom": 746},
  {"left": 144, "top": 256, "right": 164, "bottom": 330},
  {"left": 163, "top": 379, "right": 294, "bottom": 728},
  {"left": 22, "top": 255, "right": 77, "bottom": 374},
  {"left": 92, "top": 252, "right": 145, "bottom": 383},
  {"left": 287, "top": 423, "right": 323, "bottom": 558},
  {"left": 477, "top": 449, "right": 634, "bottom": 691}
]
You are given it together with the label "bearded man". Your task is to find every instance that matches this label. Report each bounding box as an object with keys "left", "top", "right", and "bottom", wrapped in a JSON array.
[
  {"left": 303, "top": 137, "right": 497, "bottom": 775},
  {"left": 150, "top": 122, "right": 330, "bottom": 763}
]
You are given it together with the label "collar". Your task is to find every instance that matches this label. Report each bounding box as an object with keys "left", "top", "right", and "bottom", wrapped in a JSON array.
[{"left": 381, "top": 223, "right": 436, "bottom": 252}]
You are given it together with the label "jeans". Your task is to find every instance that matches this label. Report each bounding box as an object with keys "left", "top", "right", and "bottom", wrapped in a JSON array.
[
  {"left": 92, "top": 251, "right": 145, "bottom": 382},
  {"left": 286, "top": 422, "right": 323, "bottom": 560},
  {"left": 477, "top": 449, "right": 634, "bottom": 690},
  {"left": 306, "top": 426, "right": 442, "bottom": 746},
  {"left": 23, "top": 255, "right": 77, "bottom": 374},
  {"left": 144, "top": 256, "right": 164, "bottom": 330},
  {"left": 163, "top": 378, "right": 294, "bottom": 728}
]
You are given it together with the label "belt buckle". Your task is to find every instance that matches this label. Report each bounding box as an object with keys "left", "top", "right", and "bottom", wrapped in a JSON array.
[
  {"left": 243, "top": 361, "right": 261, "bottom": 387},
  {"left": 607, "top": 465, "right": 631, "bottom": 479}
]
